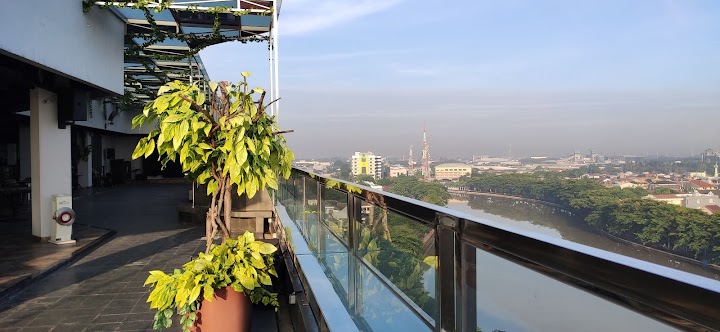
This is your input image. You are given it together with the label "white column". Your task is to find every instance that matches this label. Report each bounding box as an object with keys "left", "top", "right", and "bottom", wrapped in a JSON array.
[
  {"left": 30, "top": 88, "right": 72, "bottom": 240},
  {"left": 85, "top": 131, "right": 93, "bottom": 188}
]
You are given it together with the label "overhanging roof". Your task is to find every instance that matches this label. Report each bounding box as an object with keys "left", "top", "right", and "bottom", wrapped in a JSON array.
[{"left": 93, "top": 1, "right": 277, "bottom": 107}]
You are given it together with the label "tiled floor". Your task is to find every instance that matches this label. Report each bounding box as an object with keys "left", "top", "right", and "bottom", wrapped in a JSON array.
[
  {"left": 0, "top": 223, "right": 112, "bottom": 295},
  {"left": 0, "top": 184, "right": 281, "bottom": 332}
]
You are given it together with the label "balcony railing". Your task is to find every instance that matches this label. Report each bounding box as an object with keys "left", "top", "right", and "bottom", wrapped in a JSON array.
[{"left": 276, "top": 168, "right": 720, "bottom": 332}]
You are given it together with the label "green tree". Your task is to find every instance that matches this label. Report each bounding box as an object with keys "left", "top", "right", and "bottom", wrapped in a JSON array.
[
  {"left": 653, "top": 187, "right": 676, "bottom": 195},
  {"left": 132, "top": 75, "right": 294, "bottom": 251},
  {"left": 388, "top": 176, "right": 450, "bottom": 206},
  {"left": 331, "top": 159, "right": 351, "bottom": 180}
]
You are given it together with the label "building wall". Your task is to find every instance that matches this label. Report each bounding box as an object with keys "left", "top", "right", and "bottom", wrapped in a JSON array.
[
  {"left": 435, "top": 163, "right": 472, "bottom": 181},
  {"left": 0, "top": 0, "right": 125, "bottom": 94},
  {"left": 351, "top": 152, "right": 384, "bottom": 179},
  {"left": 74, "top": 100, "right": 152, "bottom": 135},
  {"left": 685, "top": 194, "right": 719, "bottom": 209},
  {"left": 389, "top": 166, "right": 408, "bottom": 178}
]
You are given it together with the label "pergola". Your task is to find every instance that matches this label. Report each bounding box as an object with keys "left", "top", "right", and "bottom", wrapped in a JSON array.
[{"left": 90, "top": 0, "right": 282, "bottom": 118}]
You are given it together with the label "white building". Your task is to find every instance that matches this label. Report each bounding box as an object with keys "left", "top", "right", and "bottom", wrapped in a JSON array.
[
  {"left": 351, "top": 152, "right": 384, "bottom": 179},
  {"left": 435, "top": 163, "right": 472, "bottom": 181},
  {"left": 389, "top": 165, "right": 408, "bottom": 178}
]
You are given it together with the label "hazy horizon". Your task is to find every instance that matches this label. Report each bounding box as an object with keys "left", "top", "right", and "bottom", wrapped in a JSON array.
[{"left": 200, "top": 0, "right": 720, "bottom": 160}]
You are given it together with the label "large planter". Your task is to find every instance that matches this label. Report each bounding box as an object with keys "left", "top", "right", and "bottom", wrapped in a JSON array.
[{"left": 194, "top": 286, "right": 252, "bottom": 332}]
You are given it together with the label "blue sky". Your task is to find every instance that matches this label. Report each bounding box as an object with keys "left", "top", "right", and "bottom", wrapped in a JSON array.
[{"left": 201, "top": 0, "right": 720, "bottom": 159}]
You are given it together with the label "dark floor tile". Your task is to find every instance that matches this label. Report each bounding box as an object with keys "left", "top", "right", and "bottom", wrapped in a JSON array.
[
  {"left": 0, "top": 319, "right": 27, "bottom": 328},
  {"left": 100, "top": 306, "right": 134, "bottom": 315},
  {"left": 112, "top": 293, "right": 144, "bottom": 301},
  {"left": 93, "top": 314, "right": 127, "bottom": 323},
  {"left": 124, "top": 312, "right": 154, "bottom": 322},
  {"left": 128, "top": 305, "right": 152, "bottom": 314},
  {"left": 84, "top": 322, "right": 121, "bottom": 332},
  {"left": 117, "top": 320, "right": 152, "bottom": 331},
  {"left": 49, "top": 323, "right": 86, "bottom": 332},
  {"left": 0, "top": 327, "right": 22, "bottom": 332},
  {"left": 17, "top": 327, "right": 53, "bottom": 332},
  {"left": 36, "top": 308, "right": 75, "bottom": 319},
  {"left": 5, "top": 310, "right": 41, "bottom": 322},
  {"left": 60, "top": 314, "right": 97, "bottom": 325},
  {"left": 107, "top": 299, "right": 137, "bottom": 308}
]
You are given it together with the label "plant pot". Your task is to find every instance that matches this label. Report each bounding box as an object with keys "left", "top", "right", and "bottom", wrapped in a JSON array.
[{"left": 194, "top": 286, "right": 252, "bottom": 332}]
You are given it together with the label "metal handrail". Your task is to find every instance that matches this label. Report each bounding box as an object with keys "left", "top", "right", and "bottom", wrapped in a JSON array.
[{"left": 286, "top": 167, "right": 720, "bottom": 332}]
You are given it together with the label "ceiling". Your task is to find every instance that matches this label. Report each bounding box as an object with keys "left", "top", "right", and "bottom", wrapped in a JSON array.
[{"left": 101, "top": 0, "right": 276, "bottom": 106}]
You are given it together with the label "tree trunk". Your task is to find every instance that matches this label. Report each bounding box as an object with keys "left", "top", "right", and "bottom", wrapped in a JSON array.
[{"left": 223, "top": 176, "right": 232, "bottom": 241}]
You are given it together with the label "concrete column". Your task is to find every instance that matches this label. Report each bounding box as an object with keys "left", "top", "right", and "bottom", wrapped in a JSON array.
[
  {"left": 30, "top": 88, "right": 72, "bottom": 241},
  {"left": 18, "top": 126, "right": 31, "bottom": 180},
  {"left": 85, "top": 132, "right": 93, "bottom": 188}
]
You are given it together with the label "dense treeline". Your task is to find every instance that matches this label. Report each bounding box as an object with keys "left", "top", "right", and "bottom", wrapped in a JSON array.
[{"left": 461, "top": 173, "right": 720, "bottom": 263}]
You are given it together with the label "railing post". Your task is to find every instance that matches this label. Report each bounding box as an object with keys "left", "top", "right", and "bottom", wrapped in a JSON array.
[
  {"left": 437, "top": 217, "right": 457, "bottom": 332},
  {"left": 460, "top": 240, "right": 477, "bottom": 332},
  {"left": 347, "top": 194, "right": 362, "bottom": 317},
  {"left": 317, "top": 180, "right": 325, "bottom": 253}
]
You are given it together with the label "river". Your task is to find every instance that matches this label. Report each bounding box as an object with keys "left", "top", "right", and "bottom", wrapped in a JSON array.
[{"left": 444, "top": 193, "right": 719, "bottom": 332}]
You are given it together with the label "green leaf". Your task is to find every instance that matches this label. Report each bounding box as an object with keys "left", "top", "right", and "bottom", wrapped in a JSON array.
[
  {"left": 238, "top": 273, "right": 256, "bottom": 290},
  {"left": 132, "top": 139, "right": 146, "bottom": 160},
  {"left": 246, "top": 139, "right": 256, "bottom": 154},
  {"left": 155, "top": 97, "right": 169, "bottom": 113},
  {"left": 241, "top": 71, "right": 251, "bottom": 78},
  {"left": 258, "top": 273, "right": 272, "bottom": 286},
  {"left": 144, "top": 270, "right": 167, "bottom": 286},
  {"left": 258, "top": 242, "right": 277, "bottom": 255},
  {"left": 207, "top": 179, "right": 218, "bottom": 195},
  {"left": 163, "top": 114, "right": 184, "bottom": 123},
  {"left": 144, "top": 139, "right": 155, "bottom": 158},
  {"left": 157, "top": 84, "right": 172, "bottom": 96},
  {"left": 246, "top": 175, "right": 258, "bottom": 198},
  {"left": 209, "top": 81, "right": 218, "bottom": 93},
  {"left": 189, "top": 284, "right": 201, "bottom": 303}
]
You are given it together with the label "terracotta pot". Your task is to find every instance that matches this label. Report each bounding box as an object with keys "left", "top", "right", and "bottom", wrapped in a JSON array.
[{"left": 194, "top": 286, "right": 252, "bottom": 332}]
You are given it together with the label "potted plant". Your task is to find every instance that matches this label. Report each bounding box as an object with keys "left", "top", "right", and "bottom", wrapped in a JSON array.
[
  {"left": 144, "top": 231, "right": 279, "bottom": 331},
  {"left": 131, "top": 72, "right": 294, "bottom": 331}
]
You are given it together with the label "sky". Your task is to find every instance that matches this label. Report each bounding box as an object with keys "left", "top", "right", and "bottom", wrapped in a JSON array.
[{"left": 200, "top": 0, "right": 720, "bottom": 159}]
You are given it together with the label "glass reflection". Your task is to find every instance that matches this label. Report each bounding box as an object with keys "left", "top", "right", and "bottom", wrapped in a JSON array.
[
  {"left": 355, "top": 201, "right": 438, "bottom": 323},
  {"left": 473, "top": 246, "right": 677, "bottom": 332}
]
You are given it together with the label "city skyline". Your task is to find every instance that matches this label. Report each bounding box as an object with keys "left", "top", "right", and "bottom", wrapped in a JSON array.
[{"left": 200, "top": 0, "right": 720, "bottom": 159}]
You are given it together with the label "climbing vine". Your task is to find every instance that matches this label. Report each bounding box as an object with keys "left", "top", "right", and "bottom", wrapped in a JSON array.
[{"left": 82, "top": 0, "right": 273, "bottom": 115}]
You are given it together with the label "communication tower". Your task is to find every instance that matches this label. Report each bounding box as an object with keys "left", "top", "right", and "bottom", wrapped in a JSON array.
[
  {"left": 408, "top": 145, "right": 415, "bottom": 175},
  {"left": 422, "top": 127, "right": 431, "bottom": 180}
]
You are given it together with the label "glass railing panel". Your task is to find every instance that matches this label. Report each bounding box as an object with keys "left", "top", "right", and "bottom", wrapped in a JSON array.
[
  {"left": 352, "top": 255, "right": 433, "bottom": 332},
  {"left": 470, "top": 242, "right": 678, "bottom": 332},
  {"left": 354, "top": 199, "right": 438, "bottom": 325},
  {"left": 320, "top": 185, "right": 349, "bottom": 246}
]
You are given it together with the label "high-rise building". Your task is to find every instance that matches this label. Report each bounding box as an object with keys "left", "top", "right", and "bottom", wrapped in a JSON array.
[{"left": 351, "top": 151, "right": 384, "bottom": 179}]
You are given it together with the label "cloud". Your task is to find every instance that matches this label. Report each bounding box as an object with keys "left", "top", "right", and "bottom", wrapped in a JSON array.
[{"left": 280, "top": 0, "right": 404, "bottom": 36}]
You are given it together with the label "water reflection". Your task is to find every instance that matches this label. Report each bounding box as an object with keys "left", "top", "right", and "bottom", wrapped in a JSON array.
[
  {"left": 473, "top": 246, "right": 677, "bottom": 332},
  {"left": 448, "top": 194, "right": 720, "bottom": 280}
]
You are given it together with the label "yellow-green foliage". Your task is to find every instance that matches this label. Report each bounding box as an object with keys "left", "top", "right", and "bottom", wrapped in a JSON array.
[
  {"left": 144, "top": 231, "right": 279, "bottom": 331},
  {"left": 131, "top": 75, "right": 294, "bottom": 199}
]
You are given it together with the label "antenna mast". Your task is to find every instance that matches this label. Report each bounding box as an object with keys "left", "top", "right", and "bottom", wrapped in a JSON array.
[
  {"left": 408, "top": 145, "right": 415, "bottom": 175},
  {"left": 422, "top": 126, "right": 431, "bottom": 180}
]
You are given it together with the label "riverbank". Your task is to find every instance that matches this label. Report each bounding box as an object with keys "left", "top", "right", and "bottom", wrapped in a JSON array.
[{"left": 449, "top": 189, "right": 720, "bottom": 273}]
